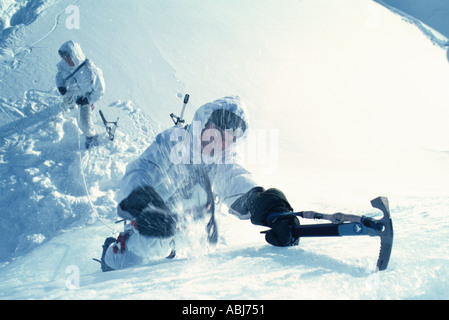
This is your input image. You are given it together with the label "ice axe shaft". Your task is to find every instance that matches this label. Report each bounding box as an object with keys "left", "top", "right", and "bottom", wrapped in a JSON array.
[
  {"left": 269, "top": 210, "right": 384, "bottom": 231},
  {"left": 293, "top": 222, "right": 371, "bottom": 237},
  {"left": 297, "top": 211, "right": 383, "bottom": 230},
  {"left": 99, "top": 109, "right": 107, "bottom": 125}
]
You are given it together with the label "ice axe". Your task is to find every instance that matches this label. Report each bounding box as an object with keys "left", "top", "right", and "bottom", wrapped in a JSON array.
[
  {"left": 170, "top": 94, "right": 190, "bottom": 127},
  {"left": 99, "top": 110, "right": 119, "bottom": 141},
  {"left": 268, "top": 196, "right": 394, "bottom": 271}
]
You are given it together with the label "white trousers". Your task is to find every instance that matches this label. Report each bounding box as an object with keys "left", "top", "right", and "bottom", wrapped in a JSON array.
[
  {"left": 104, "top": 232, "right": 173, "bottom": 270},
  {"left": 79, "top": 104, "right": 96, "bottom": 138}
]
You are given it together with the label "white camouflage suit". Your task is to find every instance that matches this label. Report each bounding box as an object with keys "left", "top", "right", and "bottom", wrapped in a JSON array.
[
  {"left": 55, "top": 41, "right": 105, "bottom": 138},
  {"left": 105, "top": 96, "right": 258, "bottom": 270}
]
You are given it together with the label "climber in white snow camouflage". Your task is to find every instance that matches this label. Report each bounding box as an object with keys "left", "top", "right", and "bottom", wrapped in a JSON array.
[
  {"left": 101, "top": 96, "right": 299, "bottom": 271},
  {"left": 56, "top": 40, "right": 105, "bottom": 147}
]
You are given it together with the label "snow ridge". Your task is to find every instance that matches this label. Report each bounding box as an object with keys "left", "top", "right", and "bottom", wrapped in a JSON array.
[
  {"left": 0, "top": 0, "right": 62, "bottom": 31},
  {"left": 375, "top": 0, "right": 449, "bottom": 48}
]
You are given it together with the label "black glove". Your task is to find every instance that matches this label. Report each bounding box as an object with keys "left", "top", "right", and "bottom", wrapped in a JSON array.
[
  {"left": 76, "top": 96, "right": 89, "bottom": 106},
  {"left": 249, "top": 188, "right": 300, "bottom": 247},
  {"left": 230, "top": 186, "right": 265, "bottom": 218},
  {"left": 136, "top": 206, "right": 177, "bottom": 238},
  {"left": 119, "top": 186, "right": 166, "bottom": 218},
  {"left": 118, "top": 186, "right": 177, "bottom": 238},
  {"left": 58, "top": 87, "right": 67, "bottom": 96},
  {"left": 261, "top": 215, "right": 300, "bottom": 247}
]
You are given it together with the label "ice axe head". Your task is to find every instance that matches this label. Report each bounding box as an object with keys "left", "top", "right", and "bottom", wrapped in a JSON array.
[{"left": 370, "top": 197, "right": 394, "bottom": 271}]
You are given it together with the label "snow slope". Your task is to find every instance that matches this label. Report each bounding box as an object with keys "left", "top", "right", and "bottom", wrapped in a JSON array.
[
  {"left": 1, "top": 0, "right": 449, "bottom": 300},
  {"left": 375, "top": 0, "right": 449, "bottom": 47}
]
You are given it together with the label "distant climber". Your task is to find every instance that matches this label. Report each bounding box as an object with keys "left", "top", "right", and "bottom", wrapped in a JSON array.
[{"left": 55, "top": 40, "right": 105, "bottom": 149}]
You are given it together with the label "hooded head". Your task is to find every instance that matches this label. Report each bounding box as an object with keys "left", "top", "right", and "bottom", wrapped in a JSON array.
[
  {"left": 58, "top": 41, "right": 86, "bottom": 67},
  {"left": 188, "top": 96, "right": 249, "bottom": 163},
  {"left": 167, "top": 96, "right": 250, "bottom": 166},
  {"left": 192, "top": 96, "right": 249, "bottom": 139}
]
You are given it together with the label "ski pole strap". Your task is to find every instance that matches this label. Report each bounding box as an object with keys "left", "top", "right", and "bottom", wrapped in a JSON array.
[
  {"left": 267, "top": 211, "right": 361, "bottom": 224},
  {"left": 268, "top": 211, "right": 384, "bottom": 230},
  {"left": 266, "top": 211, "right": 295, "bottom": 222},
  {"left": 267, "top": 211, "right": 385, "bottom": 235}
]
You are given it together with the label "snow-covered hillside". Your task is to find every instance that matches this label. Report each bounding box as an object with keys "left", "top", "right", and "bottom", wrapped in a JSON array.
[
  {"left": 375, "top": 0, "right": 449, "bottom": 47},
  {"left": 1, "top": 0, "right": 449, "bottom": 300}
]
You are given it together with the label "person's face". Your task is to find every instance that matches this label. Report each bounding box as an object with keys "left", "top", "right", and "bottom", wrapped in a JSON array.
[
  {"left": 201, "top": 122, "right": 237, "bottom": 152},
  {"left": 64, "top": 56, "right": 75, "bottom": 67}
]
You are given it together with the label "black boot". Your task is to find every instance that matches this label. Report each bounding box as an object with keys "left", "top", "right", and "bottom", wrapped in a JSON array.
[
  {"left": 100, "top": 237, "right": 116, "bottom": 272},
  {"left": 85, "top": 135, "right": 98, "bottom": 149}
]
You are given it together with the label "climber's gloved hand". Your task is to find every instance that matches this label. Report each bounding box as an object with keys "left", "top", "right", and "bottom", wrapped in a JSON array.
[{"left": 230, "top": 187, "right": 300, "bottom": 246}]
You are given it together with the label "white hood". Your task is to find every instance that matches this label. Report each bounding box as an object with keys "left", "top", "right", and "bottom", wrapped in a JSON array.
[
  {"left": 190, "top": 95, "right": 249, "bottom": 138},
  {"left": 58, "top": 40, "right": 86, "bottom": 67}
]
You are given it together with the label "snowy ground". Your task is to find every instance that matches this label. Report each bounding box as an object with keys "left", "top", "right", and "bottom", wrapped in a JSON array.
[{"left": 1, "top": 0, "right": 449, "bottom": 300}]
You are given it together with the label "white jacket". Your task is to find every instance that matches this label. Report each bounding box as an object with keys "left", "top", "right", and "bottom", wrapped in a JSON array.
[
  {"left": 106, "top": 96, "right": 258, "bottom": 269},
  {"left": 55, "top": 41, "right": 105, "bottom": 105},
  {"left": 118, "top": 96, "right": 257, "bottom": 219}
]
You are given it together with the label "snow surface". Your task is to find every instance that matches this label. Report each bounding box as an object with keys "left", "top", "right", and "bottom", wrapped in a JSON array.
[
  {"left": 1, "top": 0, "right": 449, "bottom": 300},
  {"left": 375, "top": 0, "right": 449, "bottom": 47}
]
